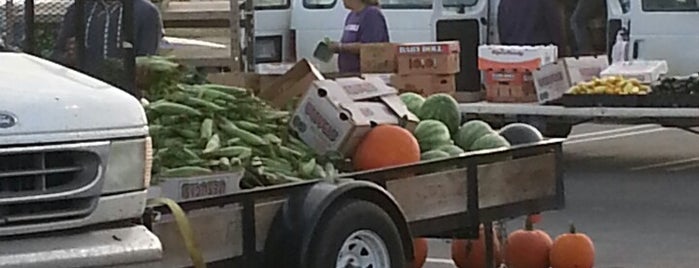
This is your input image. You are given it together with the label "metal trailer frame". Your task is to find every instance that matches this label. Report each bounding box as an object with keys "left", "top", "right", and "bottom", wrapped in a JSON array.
[
  {"left": 460, "top": 102, "right": 699, "bottom": 137},
  {"left": 144, "top": 139, "right": 565, "bottom": 268}
]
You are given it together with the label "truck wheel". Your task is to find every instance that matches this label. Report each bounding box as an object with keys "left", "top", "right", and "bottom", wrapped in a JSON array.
[{"left": 306, "top": 199, "right": 406, "bottom": 268}]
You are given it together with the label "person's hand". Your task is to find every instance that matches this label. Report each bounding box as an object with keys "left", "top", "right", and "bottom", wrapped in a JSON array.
[{"left": 328, "top": 41, "right": 341, "bottom": 53}]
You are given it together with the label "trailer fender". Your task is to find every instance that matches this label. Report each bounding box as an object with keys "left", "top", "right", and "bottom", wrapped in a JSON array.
[{"left": 262, "top": 180, "right": 414, "bottom": 268}]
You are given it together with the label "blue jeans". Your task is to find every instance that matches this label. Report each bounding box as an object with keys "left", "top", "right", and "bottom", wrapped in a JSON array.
[{"left": 570, "top": 0, "right": 605, "bottom": 54}]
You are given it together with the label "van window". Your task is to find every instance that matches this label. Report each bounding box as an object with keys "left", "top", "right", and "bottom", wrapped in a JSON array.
[
  {"left": 257, "top": 0, "right": 290, "bottom": 9},
  {"left": 643, "top": 0, "right": 699, "bottom": 11},
  {"left": 443, "top": 0, "right": 477, "bottom": 8}
]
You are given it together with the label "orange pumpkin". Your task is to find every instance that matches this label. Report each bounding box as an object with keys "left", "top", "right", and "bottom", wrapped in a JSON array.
[
  {"left": 550, "top": 223, "right": 595, "bottom": 268},
  {"left": 505, "top": 217, "right": 553, "bottom": 268},
  {"left": 352, "top": 125, "right": 421, "bottom": 171},
  {"left": 412, "top": 238, "right": 428, "bottom": 268},
  {"left": 451, "top": 225, "right": 503, "bottom": 268}
]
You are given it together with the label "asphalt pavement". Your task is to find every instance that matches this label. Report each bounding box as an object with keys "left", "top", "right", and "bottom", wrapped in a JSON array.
[{"left": 423, "top": 123, "right": 699, "bottom": 268}]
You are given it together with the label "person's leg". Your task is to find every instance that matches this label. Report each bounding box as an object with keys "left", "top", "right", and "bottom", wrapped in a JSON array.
[{"left": 570, "top": 0, "right": 601, "bottom": 54}]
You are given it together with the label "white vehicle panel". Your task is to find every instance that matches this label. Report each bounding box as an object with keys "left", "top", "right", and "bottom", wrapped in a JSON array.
[{"left": 0, "top": 53, "right": 148, "bottom": 145}]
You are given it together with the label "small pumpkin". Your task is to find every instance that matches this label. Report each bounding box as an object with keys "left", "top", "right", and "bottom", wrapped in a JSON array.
[
  {"left": 353, "top": 124, "right": 421, "bottom": 171},
  {"left": 451, "top": 225, "right": 503, "bottom": 268},
  {"left": 550, "top": 223, "right": 595, "bottom": 268},
  {"left": 413, "top": 238, "right": 428, "bottom": 268},
  {"left": 505, "top": 217, "right": 553, "bottom": 268}
]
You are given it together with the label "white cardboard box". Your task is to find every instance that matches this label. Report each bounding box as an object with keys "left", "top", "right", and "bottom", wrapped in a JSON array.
[
  {"left": 290, "top": 80, "right": 412, "bottom": 156},
  {"left": 600, "top": 60, "right": 668, "bottom": 84},
  {"left": 478, "top": 45, "right": 558, "bottom": 71},
  {"left": 533, "top": 56, "right": 610, "bottom": 104}
]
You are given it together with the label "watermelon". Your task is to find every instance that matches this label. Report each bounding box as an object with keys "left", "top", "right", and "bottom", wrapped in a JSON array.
[
  {"left": 437, "top": 144, "right": 465, "bottom": 156},
  {"left": 421, "top": 150, "right": 451, "bottom": 161},
  {"left": 498, "top": 123, "right": 544, "bottom": 146},
  {"left": 454, "top": 120, "right": 494, "bottom": 151},
  {"left": 413, "top": 120, "right": 452, "bottom": 151},
  {"left": 417, "top": 93, "right": 461, "bottom": 134},
  {"left": 470, "top": 133, "right": 511, "bottom": 152},
  {"left": 399, "top": 92, "right": 425, "bottom": 116}
]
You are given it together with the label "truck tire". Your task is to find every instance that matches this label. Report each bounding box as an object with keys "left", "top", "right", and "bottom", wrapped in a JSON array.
[{"left": 305, "top": 199, "right": 406, "bottom": 268}]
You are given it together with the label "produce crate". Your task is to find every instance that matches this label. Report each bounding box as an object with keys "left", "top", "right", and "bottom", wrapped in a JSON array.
[
  {"left": 483, "top": 69, "right": 537, "bottom": 103},
  {"left": 558, "top": 94, "right": 640, "bottom": 107},
  {"left": 148, "top": 170, "right": 245, "bottom": 202},
  {"left": 637, "top": 94, "right": 699, "bottom": 108}
]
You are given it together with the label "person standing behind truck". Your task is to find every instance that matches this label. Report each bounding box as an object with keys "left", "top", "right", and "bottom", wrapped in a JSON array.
[
  {"left": 327, "top": 0, "right": 389, "bottom": 74},
  {"left": 497, "top": 0, "right": 564, "bottom": 50},
  {"left": 52, "top": 0, "right": 163, "bottom": 71},
  {"left": 570, "top": 0, "right": 606, "bottom": 55}
]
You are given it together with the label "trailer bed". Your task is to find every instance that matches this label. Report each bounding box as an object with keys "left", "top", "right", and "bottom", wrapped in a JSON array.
[{"left": 146, "top": 139, "right": 565, "bottom": 267}]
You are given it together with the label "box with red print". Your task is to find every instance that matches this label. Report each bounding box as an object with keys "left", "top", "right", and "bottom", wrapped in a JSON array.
[{"left": 396, "top": 41, "right": 460, "bottom": 75}]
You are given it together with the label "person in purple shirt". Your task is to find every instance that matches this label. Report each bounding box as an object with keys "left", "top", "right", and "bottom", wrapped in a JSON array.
[
  {"left": 498, "top": 0, "right": 564, "bottom": 50},
  {"left": 328, "top": 0, "right": 389, "bottom": 74}
]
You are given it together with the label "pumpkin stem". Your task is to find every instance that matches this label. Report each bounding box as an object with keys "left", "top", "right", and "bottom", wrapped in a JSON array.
[
  {"left": 524, "top": 216, "right": 534, "bottom": 231},
  {"left": 569, "top": 222, "right": 577, "bottom": 234}
]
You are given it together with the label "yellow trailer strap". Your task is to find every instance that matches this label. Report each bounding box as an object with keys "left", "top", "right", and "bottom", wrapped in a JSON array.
[{"left": 147, "top": 197, "right": 207, "bottom": 268}]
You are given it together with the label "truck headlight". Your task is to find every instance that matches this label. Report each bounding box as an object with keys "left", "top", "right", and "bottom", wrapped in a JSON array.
[{"left": 102, "top": 138, "right": 153, "bottom": 194}]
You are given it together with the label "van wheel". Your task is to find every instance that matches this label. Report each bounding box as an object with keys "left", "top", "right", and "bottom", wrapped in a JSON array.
[
  {"left": 543, "top": 123, "right": 572, "bottom": 138},
  {"left": 306, "top": 199, "right": 406, "bottom": 268}
]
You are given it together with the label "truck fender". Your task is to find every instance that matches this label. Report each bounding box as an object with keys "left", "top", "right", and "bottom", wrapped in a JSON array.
[{"left": 262, "top": 180, "right": 414, "bottom": 268}]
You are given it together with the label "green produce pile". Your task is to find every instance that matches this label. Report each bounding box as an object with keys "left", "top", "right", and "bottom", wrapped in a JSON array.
[
  {"left": 652, "top": 75, "right": 699, "bottom": 95},
  {"left": 137, "top": 56, "right": 334, "bottom": 188}
]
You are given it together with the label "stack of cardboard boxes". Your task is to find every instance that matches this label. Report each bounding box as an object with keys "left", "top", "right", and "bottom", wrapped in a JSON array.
[
  {"left": 359, "top": 41, "right": 461, "bottom": 97},
  {"left": 289, "top": 77, "right": 419, "bottom": 157},
  {"left": 478, "top": 45, "right": 558, "bottom": 103}
]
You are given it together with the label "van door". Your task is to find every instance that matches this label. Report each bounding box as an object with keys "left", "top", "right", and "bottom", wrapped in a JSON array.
[
  {"left": 255, "top": 0, "right": 293, "bottom": 63},
  {"left": 628, "top": 0, "right": 699, "bottom": 75},
  {"left": 431, "top": 0, "right": 488, "bottom": 99},
  {"left": 606, "top": 0, "right": 629, "bottom": 61},
  {"left": 291, "top": 0, "right": 434, "bottom": 72}
]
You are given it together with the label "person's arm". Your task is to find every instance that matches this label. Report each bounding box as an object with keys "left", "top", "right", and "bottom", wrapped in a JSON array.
[
  {"left": 331, "top": 8, "right": 389, "bottom": 55},
  {"left": 52, "top": 4, "right": 76, "bottom": 62},
  {"left": 135, "top": 3, "right": 163, "bottom": 56},
  {"left": 542, "top": 0, "right": 564, "bottom": 49}
]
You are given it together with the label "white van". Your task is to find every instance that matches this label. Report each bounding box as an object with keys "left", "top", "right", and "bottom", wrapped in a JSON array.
[{"left": 255, "top": 0, "right": 699, "bottom": 86}]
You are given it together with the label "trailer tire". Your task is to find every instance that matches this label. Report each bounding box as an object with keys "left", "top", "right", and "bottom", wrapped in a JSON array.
[
  {"left": 306, "top": 199, "right": 406, "bottom": 268},
  {"left": 543, "top": 123, "right": 572, "bottom": 138}
]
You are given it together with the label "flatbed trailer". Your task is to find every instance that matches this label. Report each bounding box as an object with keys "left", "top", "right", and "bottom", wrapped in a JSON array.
[
  {"left": 138, "top": 139, "right": 564, "bottom": 268},
  {"left": 460, "top": 102, "right": 699, "bottom": 137}
]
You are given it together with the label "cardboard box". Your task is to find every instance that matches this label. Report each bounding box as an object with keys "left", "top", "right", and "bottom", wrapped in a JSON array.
[
  {"left": 290, "top": 80, "right": 407, "bottom": 156},
  {"left": 396, "top": 41, "right": 460, "bottom": 75},
  {"left": 361, "top": 73, "right": 393, "bottom": 85},
  {"left": 484, "top": 69, "right": 537, "bottom": 103},
  {"left": 257, "top": 59, "right": 325, "bottom": 108},
  {"left": 478, "top": 45, "right": 558, "bottom": 71},
  {"left": 360, "top": 43, "right": 398, "bottom": 73},
  {"left": 533, "top": 56, "right": 610, "bottom": 104},
  {"left": 390, "top": 74, "right": 456, "bottom": 96},
  {"left": 333, "top": 76, "right": 419, "bottom": 130},
  {"left": 600, "top": 60, "right": 668, "bottom": 84}
]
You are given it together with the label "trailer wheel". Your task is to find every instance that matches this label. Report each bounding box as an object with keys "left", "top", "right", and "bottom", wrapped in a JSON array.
[
  {"left": 543, "top": 123, "right": 572, "bottom": 138},
  {"left": 306, "top": 199, "right": 406, "bottom": 268}
]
